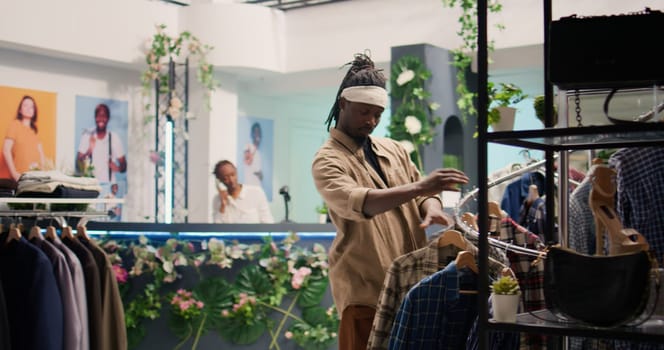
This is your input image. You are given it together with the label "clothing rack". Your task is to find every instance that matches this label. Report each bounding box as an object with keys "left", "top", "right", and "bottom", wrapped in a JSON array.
[
  {"left": 0, "top": 198, "right": 122, "bottom": 228},
  {"left": 454, "top": 158, "right": 551, "bottom": 258}
]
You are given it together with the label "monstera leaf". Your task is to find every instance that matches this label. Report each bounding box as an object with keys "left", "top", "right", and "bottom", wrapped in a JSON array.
[
  {"left": 235, "top": 265, "right": 273, "bottom": 296},
  {"left": 298, "top": 275, "right": 328, "bottom": 308},
  {"left": 168, "top": 278, "right": 235, "bottom": 341},
  {"left": 218, "top": 317, "right": 267, "bottom": 345}
]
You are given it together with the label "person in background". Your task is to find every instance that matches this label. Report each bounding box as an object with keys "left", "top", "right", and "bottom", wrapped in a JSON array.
[
  {"left": 76, "top": 103, "right": 127, "bottom": 183},
  {"left": 2, "top": 95, "right": 46, "bottom": 181},
  {"left": 212, "top": 160, "right": 274, "bottom": 223},
  {"left": 105, "top": 183, "right": 122, "bottom": 221},
  {"left": 311, "top": 52, "right": 469, "bottom": 349},
  {"left": 243, "top": 122, "right": 263, "bottom": 187}
]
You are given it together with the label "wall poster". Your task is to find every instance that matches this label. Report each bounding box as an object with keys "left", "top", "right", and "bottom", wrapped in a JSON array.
[
  {"left": 236, "top": 117, "right": 274, "bottom": 201},
  {"left": 0, "top": 86, "right": 57, "bottom": 180},
  {"left": 74, "top": 95, "right": 129, "bottom": 221}
]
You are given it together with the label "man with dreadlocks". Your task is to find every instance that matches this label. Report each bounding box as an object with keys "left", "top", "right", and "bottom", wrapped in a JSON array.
[{"left": 311, "top": 53, "right": 469, "bottom": 349}]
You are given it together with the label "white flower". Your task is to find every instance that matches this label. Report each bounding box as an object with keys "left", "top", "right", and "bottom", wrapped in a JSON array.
[
  {"left": 396, "top": 69, "right": 415, "bottom": 86},
  {"left": 404, "top": 116, "right": 422, "bottom": 134},
  {"left": 429, "top": 102, "right": 440, "bottom": 111},
  {"left": 399, "top": 140, "right": 415, "bottom": 154}
]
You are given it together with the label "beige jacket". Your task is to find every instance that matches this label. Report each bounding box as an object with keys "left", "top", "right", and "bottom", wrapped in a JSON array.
[{"left": 311, "top": 128, "right": 440, "bottom": 316}]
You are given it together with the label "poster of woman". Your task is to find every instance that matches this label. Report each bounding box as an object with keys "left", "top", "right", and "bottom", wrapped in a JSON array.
[{"left": 0, "top": 86, "right": 57, "bottom": 181}]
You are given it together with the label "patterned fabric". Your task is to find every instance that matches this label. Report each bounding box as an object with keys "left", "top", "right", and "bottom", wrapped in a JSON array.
[
  {"left": 497, "top": 217, "right": 547, "bottom": 350},
  {"left": 466, "top": 294, "right": 520, "bottom": 350},
  {"left": 368, "top": 237, "right": 509, "bottom": 350},
  {"left": 500, "top": 172, "right": 546, "bottom": 221},
  {"left": 609, "top": 147, "right": 664, "bottom": 263},
  {"left": 388, "top": 262, "right": 478, "bottom": 350},
  {"left": 518, "top": 197, "right": 546, "bottom": 242},
  {"left": 610, "top": 147, "right": 664, "bottom": 350},
  {"left": 568, "top": 176, "right": 595, "bottom": 255}
]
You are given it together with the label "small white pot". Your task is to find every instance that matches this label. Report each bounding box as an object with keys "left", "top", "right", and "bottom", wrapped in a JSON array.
[
  {"left": 491, "top": 106, "right": 517, "bottom": 132},
  {"left": 492, "top": 293, "right": 520, "bottom": 323},
  {"left": 318, "top": 214, "right": 327, "bottom": 224}
]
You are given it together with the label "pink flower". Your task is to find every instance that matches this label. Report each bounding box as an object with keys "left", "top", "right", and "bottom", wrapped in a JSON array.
[
  {"left": 221, "top": 309, "right": 229, "bottom": 317},
  {"left": 291, "top": 267, "right": 312, "bottom": 290},
  {"left": 196, "top": 301, "right": 204, "bottom": 309},
  {"left": 284, "top": 331, "right": 293, "bottom": 339},
  {"left": 112, "top": 264, "right": 128, "bottom": 284}
]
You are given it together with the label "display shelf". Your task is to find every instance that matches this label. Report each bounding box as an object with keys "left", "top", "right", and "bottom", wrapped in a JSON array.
[
  {"left": 487, "top": 123, "right": 664, "bottom": 151},
  {"left": 0, "top": 198, "right": 124, "bottom": 204},
  {"left": 489, "top": 310, "right": 664, "bottom": 343}
]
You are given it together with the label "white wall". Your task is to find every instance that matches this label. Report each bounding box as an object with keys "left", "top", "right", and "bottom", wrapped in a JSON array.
[
  {"left": 0, "top": 0, "right": 660, "bottom": 222},
  {"left": 0, "top": 46, "right": 154, "bottom": 221}
]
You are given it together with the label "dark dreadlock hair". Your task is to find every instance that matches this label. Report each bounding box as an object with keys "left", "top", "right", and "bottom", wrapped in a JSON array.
[{"left": 325, "top": 52, "right": 387, "bottom": 131}]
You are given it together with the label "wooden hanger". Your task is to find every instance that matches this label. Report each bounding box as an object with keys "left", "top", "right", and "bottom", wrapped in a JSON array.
[
  {"left": 457, "top": 250, "right": 479, "bottom": 294},
  {"left": 438, "top": 229, "right": 467, "bottom": 250},
  {"left": 461, "top": 212, "right": 479, "bottom": 231},
  {"left": 28, "top": 225, "right": 42, "bottom": 240},
  {"left": 526, "top": 184, "right": 539, "bottom": 205},
  {"left": 6, "top": 226, "right": 21, "bottom": 244},
  {"left": 76, "top": 225, "right": 90, "bottom": 241},
  {"left": 488, "top": 201, "right": 503, "bottom": 233},
  {"left": 45, "top": 226, "right": 58, "bottom": 241},
  {"left": 455, "top": 250, "right": 478, "bottom": 274},
  {"left": 61, "top": 226, "right": 74, "bottom": 240},
  {"left": 488, "top": 201, "right": 503, "bottom": 218}
]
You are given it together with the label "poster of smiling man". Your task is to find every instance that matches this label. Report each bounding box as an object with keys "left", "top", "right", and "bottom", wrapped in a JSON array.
[
  {"left": 0, "top": 86, "right": 57, "bottom": 181},
  {"left": 75, "top": 95, "right": 128, "bottom": 220}
]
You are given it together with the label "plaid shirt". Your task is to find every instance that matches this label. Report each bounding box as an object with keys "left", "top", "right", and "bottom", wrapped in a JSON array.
[
  {"left": 388, "top": 261, "right": 478, "bottom": 349},
  {"left": 568, "top": 177, "right": 595, "bottom": 255},
  {"left": 610, "top": 148, "right": 664, "bottom": 350},
  {"left": 518, "top": 197, "right": 547, "bottom": 242},
  {"left": 368, "top": 237, "right": 509, "bottom": 350},
  {"left": 610, "top": 147, "right": 664, "bottom": 263},
  {"left": 497, "top": 218, "right": 547, "bottom": 350}
]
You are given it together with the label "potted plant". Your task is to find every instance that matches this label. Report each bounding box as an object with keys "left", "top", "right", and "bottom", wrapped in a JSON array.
[
  {"left": 533, "top": 95, "right": 558, "bottom": 127},
  {"left": 315, "top": 203, "right": 328, "bottom": 224},
  {"left": 490, "top": 275, "right": 521, "bottom": 322},
  {"left": 488, "top": 82, "right": 528, "bottom": 132}
]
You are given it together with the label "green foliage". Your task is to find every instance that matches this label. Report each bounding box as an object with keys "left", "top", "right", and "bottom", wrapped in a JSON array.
[
  {"left": 101, "top": 233, "right": 337, "bottom": 350},
  {"left": 491, "top": 276, "right": 521, "bottom": 295},
  {"left": 487, "top": 82, "right": 528, "bottom": 126},
  {"left": 533, "top": 95, "right": 558, "bottom": 126},
  {"left": 141, "top": 24, "right": 218, "bottom": 123},
  {"left": 315, "top": 203, "right": 328, "bottom": 215},
  {"left": 388, "top": 55, "right": 441, "bottom": 173},
  {"left": 442, "top": 0, "right": 524, "bottom": 126}
]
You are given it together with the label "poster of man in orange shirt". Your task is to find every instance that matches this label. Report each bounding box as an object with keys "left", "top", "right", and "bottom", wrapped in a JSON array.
[{"left": 0, "top": 86, "right": 57, "bottom": 181}]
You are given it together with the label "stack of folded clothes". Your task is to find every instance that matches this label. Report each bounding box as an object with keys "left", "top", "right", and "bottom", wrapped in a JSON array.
[
  {"left": 16, "top": 171, "right": 101, "bottom": 198},
  {"left": 0, "top": 179, "right": 17, "bottom": 197}
]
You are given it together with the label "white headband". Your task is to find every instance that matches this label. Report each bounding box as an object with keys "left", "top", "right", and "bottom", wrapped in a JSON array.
[{"left": 340, "top": 86, "right": 388, "bottom": 108}]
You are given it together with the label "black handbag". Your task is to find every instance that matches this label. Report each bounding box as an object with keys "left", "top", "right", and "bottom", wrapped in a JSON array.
[
  {"left": 549, "top": 7, "right": 664, "bottom": 90},
  {"left": 544, "top": 247, "right": 655, "bottom": 327}
]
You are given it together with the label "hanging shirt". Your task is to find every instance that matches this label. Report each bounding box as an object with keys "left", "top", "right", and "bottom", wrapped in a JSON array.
[
  {"left": 0, "top": 234, "right": 63, "bottom": 350},
  {"left": 610, "top": 147, "right": 664, "bottom": 263},
  {"left": 388, "top": 261, "right": 478, "bottom": 349},
  {"left": 30, "top": 235, "right": 83, "bottom": 350},
  {"left": 500, "top": 172, "right": 546, "bottom": 221},
  {"left": 369, "top": 236, "right": 509, "bottom": 349},
  {"left": 568, "top": 174, "right": 595, "bottom": 255}
]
